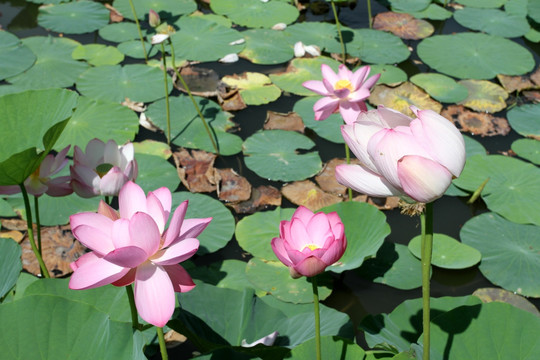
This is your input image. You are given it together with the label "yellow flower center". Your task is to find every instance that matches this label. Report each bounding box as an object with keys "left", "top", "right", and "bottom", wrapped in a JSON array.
[
  {"left": 334, "top": 79, "right": 353, "bottom": 91},
  {"left": 302, "top": 244, "right": 320, "bottom": 251}
]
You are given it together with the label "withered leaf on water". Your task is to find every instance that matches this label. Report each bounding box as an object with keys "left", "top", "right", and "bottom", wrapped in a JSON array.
[
  {"left": 173, "top": 148, "right": 219, "bottom": 193},
  {"left": 442, "top": 105, "right": 510, "bottom": 137},
  {"left": 217, "top": 168, "right": 252, "bottom": 203},
  {"left": 369, "top": 82, "right": 442, "bottom": 117},
  {"left": 373, "top": 12, "right": 434, "bottom": 40},
  {"left": 173, "top": 66, "right": 221, "bottom": 97},
  {"left": 263, "top": 111, "right": 305, "bottom": 133},
  {"left": 228, "top": 185, "right": 282, "bottom": 214},
  {"left": 497, "top": 74, "right": 535, "bottom": 93},
  {"left": 315, "top": 158, "right": 359, "bottom": 197},
  {"left": 281, "top": 180, "right": 342, "bottom": 211}
]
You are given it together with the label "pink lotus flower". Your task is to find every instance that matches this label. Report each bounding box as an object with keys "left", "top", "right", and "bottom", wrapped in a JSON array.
[
  {"left": 69, "top": 181, "right": 211, "bottom": 327},
  {"left": 303, "top": 64, "right": 380, "bottom": 125},
  {"left": 70, "top": 139, "right": 138, "bottom": 198},
  {"left": 271, "top": 206, "right": 347, "bottom": 278},
  {"left": 0, "top": 146, "right": 72, "bottom": 197},
  {"left": 335, "top": 106, "right": 466, "bottom": 203}
]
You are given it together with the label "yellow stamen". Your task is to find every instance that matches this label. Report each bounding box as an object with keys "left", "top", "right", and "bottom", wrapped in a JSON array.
[
  {"left": 334, "top": 79, "right": 353, "bottom": 91},
  {"left": 302, "top": 244, "right": 320, "bottom": 251}
]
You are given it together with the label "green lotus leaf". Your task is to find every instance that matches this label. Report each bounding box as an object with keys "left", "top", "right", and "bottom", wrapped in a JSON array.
[
  {"left": 456, "top": 0, "right": 507, "bottom": 7},
  {"left": 0, "top": 238, "right": 22, "bottom": 299},
  {"left": 511, "top": 138, "right": 540, "bottom": 165},
  {"left": 189, "top": 13, "right": 233, "bottom": 27},
  {"left": 210, "top": 0, "right": 299, "bottom": 28},
  {"left": 37, "top": 1, "right": 109, "bottom": 35},
  {"left": 446, "top": 135, "right": 488, "bottom": 196},
  {"left": 525, "top": 27, "right": 540, "bottom": 42},
  {"left": 0, "top": 198, "right": 16, "bottom": 217},
  {"left": 410, "top": 73, "right": 468, "bottom": 103},
  {"left": 117, "top": 40, "right": 158, "bottom": 59},
  {"left": 134, "top": 154, "right": 180, "bottom": 195},
  {"left": 390, "top": 0, "right": 431, "bottom": 12},
  {"left": 348, "top": 29, "right": 410, "bottom": 64},
  {"left": 146, "top": 95, "right": 242, "bottom": 155},
  {"left": 7, "top": 36, "right": 89, "bottom": 90},
  {"left": 293, "top": 96, "right": 344, "bottom": 143},
  {"left": 188, "top": 260, "right": 262, "bottom": 294},
  {"left": 112, "top": 0, "right": 197, "bottom": 21},
  {"left": 417, "top": 33, "right": 534, "bottom": 79},
  {"left": 370, "top": 64, "right": 408, "bottom": 85},
  {"left": 269, "top": 57, "right": 342, "bottom": 96},
  {"left": 457, "top": 79, "right": 508, "bottom": 113},
  {"left": 408, "top": 233, "right": 481, "bottom": 269},
  {"left": 27, "top": 0, "right": 68, "bottom": 4},
  {"left": 222, "top": 72, "right": 281, "bottom": 105},
  {"left": 72, "top": 44, "right": 124, "bottom": 66},
  {"left": 507, "top": 103, "right": 540, "bottom": 139},
  {"left": 0, "top": 31, "right": 35, "bottom": 81},
  {"left": 529, "top": 0, "right": 540, "bottom": 22},
  {"left": 239, "top": 29, "right": 294, "bottom": 65},
  {"left": 76, "top": 64, "right": 171, "bottom": 103},
  {"left": 454, "top": 7, "right": 529, "bottom": 38},
  {"left": 404, "top": 4, "right": 453, "bottom": 20},
  {"left": 99, "top": 22, "right": 146, "bottom": 43},
  {"left": 460, "top": 212, "right": 540, "bottom": 297},
  {"left": 290, "top": 336, "right": 365, "bottom": 359},
  {"left": 170, "top": 16, "right": 244, "bottom": 62},
  {"left": 283, "top": 22, "right": 344, "bottom": 54},
  {"left": 505, "top": 0, "right": 528, "bottom": 16},
  {"left": 133, "top": 140, "right": 171, "bottom": 159},
  {"left": 243, "top": 130, "right": 322, "bottom": 182},
  {"left": 453, "top": 155, "right": 540, "bottom": 225}
]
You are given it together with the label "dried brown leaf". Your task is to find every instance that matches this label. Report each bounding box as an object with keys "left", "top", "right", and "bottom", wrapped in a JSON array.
[
  {"left": 173, "top": 66, "right": 221, "bottom": 97},
  {"left": 229, "top": 185, "right": 282, "bottom": 214},
  {"left": 497, "top": 74, "right": 535, "bottom": 93},
  {"left": 522, "top": 90, "right": 540, "bottom": 103},
  {"left": 281, "top": 180, "right": 342, "bottom": 211},
  {"left": 441, "top": 105, "right": 510, "bottom": 137},
  {"left": 105, "top": 4, "right": 123, "bottom": 23},
  {"left": 173, "top": 148, "right": 218, "bottom": 193},
  {"left": 315, "top": 158, "right": 359, "bottom": 196},
  {"left": 263, "top": 111, "right": 305, "bottom": 133},
  {"left": 217, "top": 168, "right": 252, "bottom": 203},
  {"left": 373, "top": 12, "right": 434, "bottom": 40}
]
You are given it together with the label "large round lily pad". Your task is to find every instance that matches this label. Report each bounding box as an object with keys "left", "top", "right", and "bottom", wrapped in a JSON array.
[
  {"left": 460, "top": 212, "right": 540, "bottom": 297},
  {"left": 457, "top": 79, "right": 508, "bottom": 113},
  {"left": 405, "top": 3, "right": 453, "bottom": 20},
  {"left": 511, "top": 139, "right": 540, "bottom": 165},
  {"left": 408, "top": 233, "right": 481, "bottom": 269},
  {"left": 455, "top": 0, "right": 507, "bottom": 8},
  {"left": 0, "top": 31, "right": 35, "bottom": 81},
  {"left": 291, "top": 336, "right": 365, "bottom": 359},
  {"left": 453, "top": 155, "right": 540, "bottom": 226},
  {"left": 283, "top": 22, "right": 343, "bottom": 53},
  {"left": 410, "top": 73, "right": 468, "bottom": 103},
  {"left": 211, "top": 0, "right": 299, "bottom": 28},
  {"left": 98, "top": 23, "right": 145, "bottom": 43},
  {"left": 293, "top": 96, "right": 344, "bottom": 143},
  {"left": 112, "top": 0, "right": 197, "bottom": 21},
  {"left": 389, "top": 0, "right": 431, "bottom": 12},
  {"left": 222, "top": 72, "right": 281, "bottom": 105},
  {"left": 454, "top": 7, "right": 530, "bottom": 38},
  {"left": 370, "top": 64, "right": 407, "bottom": 85},
  {"left": 133, "top": 154, "right": 180, "bottom": 195},
  {"left": 239, "top": 29, "right": 293, "bottom": 65},
  {"left": 37, "top": 1, "right": 109, "bottom": 34},
  {"left": 117, "top": 40, "right": 158, "bottom": 59},
  {"left": 76, "top": 64, "right": 171, "bottom": 103},
  {"left": 72, "top": 44, "right": 124, "bottom": 66},
  {"left": 418, "top": 33, "right": 534, "bottom": 79},
  {"left": 348, "top": 29, "right": 410, "bottom": 64},
  {"left": 243, "top": 130, "right": 322, "bottom": 182},
  {"left": 507, "top": 103, "right": 540, "bottom": 139}
]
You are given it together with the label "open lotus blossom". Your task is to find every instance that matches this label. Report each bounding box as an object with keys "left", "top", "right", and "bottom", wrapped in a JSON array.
[
  {"left": 271, "top": 206, "right": 347, "bottom": 278},
  {"left": 335, "top": 106, "right": 466, "bottom": 203},
  {"left": 69, "top": 181, "right": 211, "bottom": 327},
  {"left": 70, "top": 139, "right": 138, "bottom": 198},
  {"left": 0, "top": 145, "right": 72, "bottom": 197},
  {"left": 303, "top": 64, "right": 380, "bottom": 125}
]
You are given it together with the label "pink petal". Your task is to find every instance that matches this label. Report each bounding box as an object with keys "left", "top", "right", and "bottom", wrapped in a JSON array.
[
  {"left": 45, "top": 176, "right": 73, "bottom": 197},
  {"left": 134, "top": 263, "right": 175, "bottom": 327},
  {"left": 361, "top": 73, "right": 381, "bottom": 91},
  {"left": 172, "top": 217, "right": 212, "bottom": 247},
  {"left": 162, "top": 201, "right": 188, "bottom": 248},
  {"left": 313, "top": 96, "right": 340, "bottom": 114},
  {"left": 69, "top": 253, "right": 130, "bottom": 290},
  {"left": 321, "top": 64, "right": 339, "bottom": 86},
  {"left": 129, "top": 212, "right": 161, "bottom": 257},
  {"left": 320, "top": 238, "right": 346, "bottom": 265},
  {"left": 70, "top": 212, "right": 113, "bottom": 232},
  {"left": 291, "top": 206, "right": 315, "bottom": 226},
  {"left": 377, "top": 106, "right": 412, "bottom": 128},
  {"left": 326, "top": 212, "right": 345, "bottom": 240},
  {"left": 292, "top": 256, "right": 328, "bottom": 277},
  {"left": 103, "top": 140, "right": 122, "bottom": 166},
  {"left": 146, "top": 192, "right": 167, "bottom": 234},
  {"left": 82, "top": 139, "right": 106, "bottom": 167},
  {"left": 49, "top": 146, "right": 71, "bottom": 175},
  {"left": 348, "top": 87, "right": 371, "bottom": 102},
  {"left": 100, "top": 166, "right": 128, "bottom": 197},
  {"left": 341, "top": 123, "right": 380, "bottom": 172},
  {"left": 337, "top": 64, "right": 353, "bottom": 80},
  {"left": 112, "top": 268, "right": 136, "bottom": 286},
  {"left": 314, "top": 105, "right": 338, "bottom": 122},
  {"left": 306, "top": 212, "right": 332, "bottom": 247},
  {"left": 38, "top": 154, "right": 55, "bottom": 177},
  {"left": 152, "top": 238, "right": 199, "bottom": 265},
  {"left": 149, "top": 187, "right": 172, "bottom": 215},
  {"left": 397, "top": 155, "right": 453, "bottom": 203},
  {"left": 70, "top": 251, "right": 97, "bottom": 271},
  {"left": 72, "top": 225, "right": 115, "bottom": 255},
  {"left": 104, "top": 246, "right": 149, "bottom": 268},
  {"left": 98, "top": 200, "right": 119, "bottom": 220},
  {"left": 70, "top": 179, "right": 98, "bottom": 199},
  {"left": 163, "top": 264, "right": 196, "bottom": 292},
  {"left": 0, "top": 185, "right": 20, "bottom": 195},
  {"left": 119, "top": 181, "right": 147, "bottom": 219},
  {"left": 333, "top": 88, "right": 351, "bottom": 99},
  {"left": 271, "top": 237, "right": 293, "bottom": 266},
  {"left": 351, "top": 66, "right": 370, "bottom": 89},
  {"left": 302, "top": 80, "right": 330, "bottom": 96},
  {"left": 339, "top": 101, "right": 363, "bottom": 125},
  {"left": 25, "top": 177, "right": 48, "bottom": 197},
  {"left": 70, "top": 165, "right": 100, "bottom": 197},
  {"left": 111, "top": 218, "right": 131, "bottom": 248},
  {"left": 335, "top": 164, "right": 402, "bottom": 198}
]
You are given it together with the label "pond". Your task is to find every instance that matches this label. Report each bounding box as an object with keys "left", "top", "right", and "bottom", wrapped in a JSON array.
[{"left": 1, "top": 0, "right": 540, "bottom": 359}]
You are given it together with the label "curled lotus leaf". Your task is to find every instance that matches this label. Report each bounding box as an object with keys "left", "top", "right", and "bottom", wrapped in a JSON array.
[
  {"left": 281, "top": 180, "right": 342, "bottom": 211},
  {"left": 457, "top": 79, "right": 508, "bottom": 113},
  {"left": 369, "top": 82, "right": 442, "bottom": 117}
]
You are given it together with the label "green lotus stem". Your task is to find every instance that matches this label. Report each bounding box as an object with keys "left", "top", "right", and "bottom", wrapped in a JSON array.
[
  {"left": 312, "top": 276, "right": 321, "bottom": 360},
  {"left": 127, "top": 0, "right": 148, "bottom": 62},
  {"left": 157, "top": 326, "right": 169, "bottom": 360},
  {"left": 344, "top": 143, "right": 353, "bottom": 201},
  {"left": 367, "top": 0, "right": 373, "bottom": 29},
  {"left": 420, "top": 202, "right": 434, "bottom": 360},
  {"left": 126, "top": 285, "right": 141, "bottom": 330},
  {"left": 160, "top": 43, "right": 171, "bottom": 145},
  {"left": 330, "top": 0, "right": 347, "bottom": 63},
  {"left": 19, "top": 185, "right": 50, "bottom": 278},
  {"left": 443, "top": 0, "right": 448, "bottom": 7},
  {"left": 168, "top": 39, "right": 219, "bottom": 154},
  {"left": 34, "top": 196, "right": 42, "bottom": 255},
  {"left": 467, "top": 177, "right": 490, "bottom": 204}
]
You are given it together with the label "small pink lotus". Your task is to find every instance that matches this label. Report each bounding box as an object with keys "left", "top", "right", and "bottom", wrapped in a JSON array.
[
  {"left": 335, "top": 106, "right": 466, "bottom": 203},
  {"left": 0, "top": 145, "right": 72, "bottom": 197},
  {"left": 271, "top": 206, "right": 347, "bottom": 278},
  {"left": 70, "top": 139, "right": 138, "bottom": 198},
  {"left": 303, "top": 64, "right": 380, "bottom": 125},
  {"left": 69, "top": 181, "right": 211, "bottom": 327}
]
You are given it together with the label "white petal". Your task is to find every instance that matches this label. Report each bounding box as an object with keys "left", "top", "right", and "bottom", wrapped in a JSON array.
[{"left": 219, "top": 53, "right": 239, "bottom": 63}]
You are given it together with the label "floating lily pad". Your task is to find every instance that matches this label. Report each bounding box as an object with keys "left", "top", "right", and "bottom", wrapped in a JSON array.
[
  {"left": 171, "top": 192, "right": 235, "bottom": 255},
  {"left": 38, "top": 1, "right": 109, "bottom": 35},
  {"left": 511, "top": 139, "right": 540, "bottom": 164},
  {"left": 189, "top": 260, "right": 260, "bottom": 294},
  {"left": 72, "top": 44, "right": 124, "bottom": 66},
  {"left": 222, "top": 72, "right": 281, "bottom": 105},
  {"left": 460, "top": 212, "right": 540, "bottom": 297},
  {"left": 243, "top": 130, "right": 322, "bottom": 182},
  {"left": 0, "top": 31, "right": 36, "bottom": 81},
  {"left": 239, "top": 29, "right": 293, "bottom": 65},
  {"left": 454, "top": 8, "right": 529, "bottom": 38},
  {"left": 189, "top": 13, "right": 233, "bottom": 28},
  {"left": 0, "top": 238, "right": 22, "bottom": 299},
  {"left": 357, "top": 242, "right": 424, "bottom": 290},
  {"left": 211, "top": 0, "right": 299, "bottom": 28},
  {"left": 410, "top": 73, "right": 468, "bottom": 103},
  {"left": 507, "top": 103, "right": 540, "bottom": 139},
  {"left": 7, "top": 36, "right": 88, "bottom": 90},
  {"left": 269, "top": 57, "right": 341, "bottom": 96},
  {"left": 370, "top": 64, "right": 408, "bottom": 85},
  {"left": 133, "top": 140, "right": 171, "bottom": 159},
  {"left": 76, "top": 64, "right": 171, "bottom": 103},
  {"left": 428, "top": 302, "right": 540, "bottom": 359},
  {"left": 133, "top": 154, "right": 180, "bottom": 194},
  {"left": 369, "top": 82, "right": 442, "bottom": 117},
  {"left": 117, "top": 40, "right": 158, "bottom": 59},
  {"left": 473, "top": 287, "right": 540, "bottom": 316},
  {"left": 293, "top": 96, "right": 345, "bottom": 143},
  {"left": 283, "top": 22, "right": 343, "bottom": 53},
  {"left": 456, "top": 0, "right": 507, "bottom": 8},
  {"left": 417, "top": 33, "right": 534, "bottom": 79},
  {"left": 406, "top": 4, "right": 453, "bottom": 20},
  {"left": 98, "top": 23, "right": 146, "bottom": 43},
  {"left": 525, "top": 27, "right": 540, "bottom": 42},
  {"left": 389, "top": 0, "right": 431, "bottom": 12},
  {"left": 445, "top": 135, "right": 487, "bottom": 196},
  {"left": 348, "top": 29, "right": 410, "bottom": 64},
  {"left": 505, "top": 0, "right": 528, "bottom": 16},
  {"left": 457, "top": 79, "right": 508, "bottom": 113},
  {"left": 408, "top": 233, "right": 481, "bottom": 269},
  {"left": 454, "top": 155, "right": 540, "bottom": 225},
  {"left": 146, "top": 95, "right": 242, "bottom": 155},
  {"left": 373, "top": 12, "right": 434, "bottom": 40},
  {"left": 529, "top": 0, "right": 540, "bottom": 22},
  {"left": 112, "top": 0, "right": 197, "bottom": 21},
  {"left": 291, "top": 336, "right": 365, "bottom": 359},
  {"left": 170, "top": 16, "right": 244, "bottom": 62}
]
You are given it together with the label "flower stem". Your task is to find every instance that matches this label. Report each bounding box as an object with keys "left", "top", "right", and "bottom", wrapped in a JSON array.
[
  {"left": 160, "top": 43, "right": 171, "bottom": 145},
  {"left": 312, "top": 276, "right": 321, "bottom": 360},
  {"left": 168, "top": 39, "right": 219, "bottom": 155},
  {"left": 127, "top": 0, "right": 148, "bottom": 62},
  {"left": 19, "top": 185, "right": 49, "bottom": 278},
  {"left": 421, "top": 202, "right": 434, "bottom": 360},
  {"left": 126, "top": 284, "right": 140, "bottom": 330},
  {"left": 157, "top": 326, "right": 169, "bottom": 360},
  {"left": 330, "top": 0, "right": 346, "bottom": 63},
  {"left": 367, "top": 0, "right": 373, "bottom": 29},
  {"left": 34, "top": 196, "right": 42, "bottom": 255}
]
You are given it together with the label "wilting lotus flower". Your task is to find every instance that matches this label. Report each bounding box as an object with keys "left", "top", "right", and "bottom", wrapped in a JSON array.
[
  {"left": 271, "top": 206, "right": 347, "bottom": 278},
  {"left": 69, "top": 181, "right": 212, "bottom": 327},
  {"left": 0, "top": 145, "right": 72, "bottom": 197},
  {"left": 335, "top": 106, "right": 466, "bottom": 203},
  {"left": 70, "top": 139, "right": 137, "bottom": 198},
  {"left": 303, "top": 64, "right": 380, "bottom": 125}
]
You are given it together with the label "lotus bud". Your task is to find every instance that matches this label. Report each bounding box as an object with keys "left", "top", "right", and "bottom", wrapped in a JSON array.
[{"left": 149, "top": 9, "right": 160, "bottom": 28}]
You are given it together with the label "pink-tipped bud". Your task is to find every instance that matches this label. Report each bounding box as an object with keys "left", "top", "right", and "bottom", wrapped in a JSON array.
[{"left": 149, "top": 9, "right": 160, "bottom": 28}]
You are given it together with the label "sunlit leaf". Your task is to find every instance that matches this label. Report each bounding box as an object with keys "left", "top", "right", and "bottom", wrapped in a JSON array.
[
  {"left": 0, "top": 31, "right": 35, "bottom": 81},
  {"left": 38, "top": 1, "right": 109, "bottom": 34},
  {"left": 369, "top": 82, "right": 442, "bottom": 117}
]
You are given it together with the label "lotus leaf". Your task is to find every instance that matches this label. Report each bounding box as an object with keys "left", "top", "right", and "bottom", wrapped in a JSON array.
[
  {"left": 408, "top": 233, "right": 481, "bottom": 269},
  {"left": 222, "top": 72, "right": 281, "bottom": 105},
  {"left": 0, "top": 238, "right": 22, "bottom": 299},
  {"left": 457, "top": 79, "right": 508, "bottom": 113},
  {"left": 405, "top": 4, "right": 452, "bottom": 20},
  {"left": 410, "top": 73, "right": 468, "bottom": 103},
  {"left": 37, "top": 1, "right": 109, "bottom": 35},
  {"left": 210, "top": 0, "right": 299, "bottom": 28},
  {"left": 511, "top": 138, "right": 540, "bottom": 164},
  {"left": 389, "top": 0, "right": 431, "bottom": 12},
  {"left": 293, "top": 96, "right": 345, "bottom": 143},
  {"left": 72, "top": 44, "right": 124, "bottom": 66},
  {"left": 456, "top": 0, "right": 507, "bottom": 7},
  {"left": 348, "top": 29, "right": 410, "bottom": 64},
  {"left": 239, "top": 29, "right": 294, "bottom": 65},
  {"left": 507, "top": 103, "right": 540, "bottom": 139},
  {"left": 370, "top": 64, "right": 408, "bottom": 85},
  {"left": 112, "top": 0, "right": 197, "bottom": 21},
  {"left": 99, "top": 23, "right": 146, "bottom": 43},
  {"left": 454, "top": 7, "right": 529, "bottom": 38},
  {"left": 0, "top": 31, "right": 35, "bottom": 81}
]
